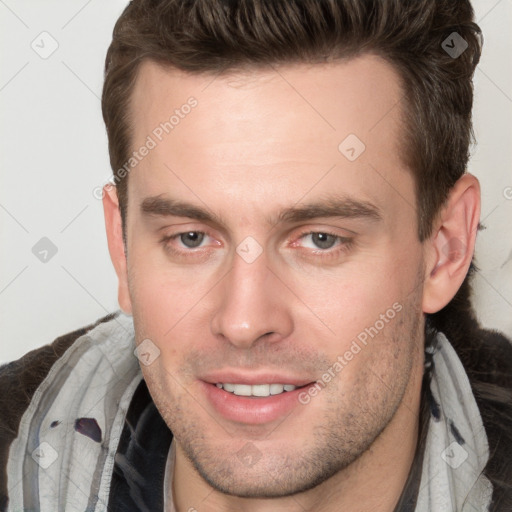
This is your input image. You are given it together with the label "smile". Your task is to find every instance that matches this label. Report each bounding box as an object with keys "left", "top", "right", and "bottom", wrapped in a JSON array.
[{"left": 201, "top": 380, "right": 316, "bottom": 424}]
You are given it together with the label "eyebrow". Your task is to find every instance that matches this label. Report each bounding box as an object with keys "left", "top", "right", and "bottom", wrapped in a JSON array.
[{"left": 140, "top": 195, "right": 382, "bottom": 226}]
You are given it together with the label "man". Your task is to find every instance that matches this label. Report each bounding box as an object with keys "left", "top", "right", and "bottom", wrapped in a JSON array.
[{"left": 1, "top": 0, "right": 511, "bottom": 510}]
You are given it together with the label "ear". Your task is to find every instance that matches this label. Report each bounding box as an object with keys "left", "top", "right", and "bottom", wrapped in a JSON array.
[
  {"left": 422, "top": 173, "right": 481, "bottom": 314},
  {"left": 103, "top": 184, "right": 132, "bottom": 315}
]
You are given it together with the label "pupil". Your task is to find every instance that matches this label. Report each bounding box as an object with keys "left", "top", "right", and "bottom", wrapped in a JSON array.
[
  {"left": 313, "top": 233, "right": 335, "bottom": 249},
  {"left": 181, "top": 232, "right": 204, "bottom": 248}
]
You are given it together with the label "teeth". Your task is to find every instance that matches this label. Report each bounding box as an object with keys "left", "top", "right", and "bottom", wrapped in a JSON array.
[
  {"left": 233, "top": 384, "right": 252, "bottom": 396},
  {"left": 216, "top": 383, "right": 297, "bottom": 397},
  {"left": 252, "top": 384, "right": 270, "bottom": 397},
  {"left": 270, "top": 383, "right": 284, "bottom": 395}
]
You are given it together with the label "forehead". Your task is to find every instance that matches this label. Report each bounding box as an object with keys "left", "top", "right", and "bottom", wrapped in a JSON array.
[{"left": 127, "top": 56, "right": 414, "bottom": 223}]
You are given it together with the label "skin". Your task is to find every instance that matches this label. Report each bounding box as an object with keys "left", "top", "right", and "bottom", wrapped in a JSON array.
[{"left": 103, "top": 55, "right": 480, "bottom": 511}]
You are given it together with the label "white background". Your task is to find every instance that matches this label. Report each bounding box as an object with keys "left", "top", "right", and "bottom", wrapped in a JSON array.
[{"left": 1, "top": 0, "right": 511, "bottom": 363}]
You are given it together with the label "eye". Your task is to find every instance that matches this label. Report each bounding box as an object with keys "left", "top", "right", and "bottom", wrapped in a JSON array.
[
  {"left": 302, "top": 232, "right": 338, "bottom": 250},
  {"left": 160, "top": 230, "right": 215, "bottom": 255},
  {"left": 178, "top": 231, "right": 206, "bottom": 248},
  {"left": 298, "top": 231, "right": 347, "bottom": 251},
  {"left": 289, "top": 230, "right": 354, "bottom": 262}
]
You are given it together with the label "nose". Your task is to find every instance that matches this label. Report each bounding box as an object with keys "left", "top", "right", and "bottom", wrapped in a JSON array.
[{"left": 210, "top": 249, "right": 293, "bottom": 349}]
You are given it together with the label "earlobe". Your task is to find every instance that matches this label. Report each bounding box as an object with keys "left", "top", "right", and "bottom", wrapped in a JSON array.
[
  {"left": 102, "top": 184, "right": 133, "bottom": 315},
  {"left": 422, "top": 174, "right": 481, "bottom": 314}
]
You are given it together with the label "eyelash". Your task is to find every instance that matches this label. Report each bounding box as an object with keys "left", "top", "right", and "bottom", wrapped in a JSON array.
[{"left": 160, "top": 229, "right": 353, "bottom": 261}]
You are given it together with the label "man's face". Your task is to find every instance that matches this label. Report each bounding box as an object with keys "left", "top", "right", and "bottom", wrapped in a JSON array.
[{"left": 121, "top": 55, "right": 427, "bottom": 497}]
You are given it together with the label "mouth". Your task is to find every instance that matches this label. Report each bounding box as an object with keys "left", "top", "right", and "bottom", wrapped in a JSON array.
[{"left": 199, "top": 377, "right": 317, "bottom": 425}]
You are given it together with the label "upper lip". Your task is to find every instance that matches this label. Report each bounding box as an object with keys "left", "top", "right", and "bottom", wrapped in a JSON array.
[{"left": 200, "top": 370, "right": 314, "bottom": 387}]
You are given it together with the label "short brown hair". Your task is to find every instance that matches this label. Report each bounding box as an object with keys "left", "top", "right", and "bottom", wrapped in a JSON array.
[{"left": 102, "top": 0, "right": 482, "bottom": 242}]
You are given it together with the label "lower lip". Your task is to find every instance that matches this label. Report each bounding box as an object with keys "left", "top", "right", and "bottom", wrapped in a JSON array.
[{"left": 200, "top": 381, "right": 312, "bottom": 425}]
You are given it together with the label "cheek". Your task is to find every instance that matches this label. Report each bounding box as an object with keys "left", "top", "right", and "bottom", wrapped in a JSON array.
[
  {"left": 293, "top": 254, "right": 418, "bottom": 345},
  {"left": 127, "top": 249, "right": 215, "bottom": 335}
]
